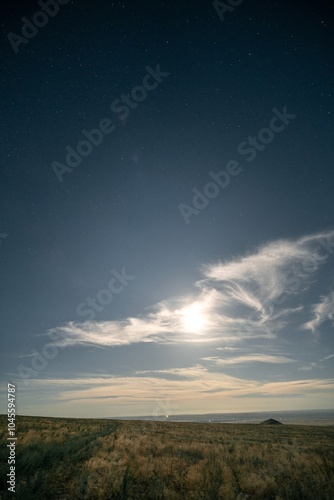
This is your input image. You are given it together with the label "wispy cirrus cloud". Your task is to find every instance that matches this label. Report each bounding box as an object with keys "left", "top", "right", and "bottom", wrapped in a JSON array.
[
  {"left": 202, "top": 354, "right": 296, "bottom": 366},
  {"left": 298, "top": 362, "right": 324, "bottom": 372},
  {"left": 200, "top": 229, "right": 333, "bottom": 313},
  {"left": 297, "top": 352, "right": 334, "bottom": 372},
  {"left": 46, "top": 229, "right": 334, "bottom": 350},
  {"left": 303, "top": 290, "right": 334, "bottom": 334},
  {"left": 18, "top": 369, "right": 334, "bottom": 417}
]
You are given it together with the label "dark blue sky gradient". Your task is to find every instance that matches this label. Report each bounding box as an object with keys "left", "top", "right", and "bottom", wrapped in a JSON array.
[{"left": 1, "top": 0, "right": 333, "bottom": 417}]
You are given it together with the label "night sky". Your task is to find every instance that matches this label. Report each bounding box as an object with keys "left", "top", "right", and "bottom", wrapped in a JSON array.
[{"left": 1, "top": 0, "right": 333, "bottom": 418}]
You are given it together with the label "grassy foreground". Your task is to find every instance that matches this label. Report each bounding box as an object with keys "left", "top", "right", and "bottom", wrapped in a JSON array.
[{"left": 0, "top": 415, "right": 333, "bottom": 499}]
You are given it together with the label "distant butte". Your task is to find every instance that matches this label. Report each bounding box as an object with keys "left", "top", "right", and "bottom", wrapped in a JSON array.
[{"left": 259, "top": 418, "right": 283, "bottom": 425}]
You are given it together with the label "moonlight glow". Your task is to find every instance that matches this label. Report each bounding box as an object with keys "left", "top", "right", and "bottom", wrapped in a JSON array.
[{"left": 180, "top": 304, "right": 207, "bottom": 333}]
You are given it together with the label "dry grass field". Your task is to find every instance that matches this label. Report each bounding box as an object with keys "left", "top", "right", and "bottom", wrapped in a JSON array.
[{"left": 1, "top": 415, "right": 333, "bottom": 499}]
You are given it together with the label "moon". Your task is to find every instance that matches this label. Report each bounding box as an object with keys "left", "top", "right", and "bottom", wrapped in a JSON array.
[{"left": 180, "top": 303, "right": 207, "bottom": 333}]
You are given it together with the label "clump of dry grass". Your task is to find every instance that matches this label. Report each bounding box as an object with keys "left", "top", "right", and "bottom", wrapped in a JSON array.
[{"left": 0, "top": 415, "right": 333, "bottom": 499}]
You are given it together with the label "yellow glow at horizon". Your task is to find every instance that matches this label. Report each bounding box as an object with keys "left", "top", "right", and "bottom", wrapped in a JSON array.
[{"left": 181, "top": 303, "right": 207, "bottom": 333}]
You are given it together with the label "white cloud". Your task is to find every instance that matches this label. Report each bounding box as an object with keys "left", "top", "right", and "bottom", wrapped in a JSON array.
[
  {"left": 298, "top": 362, "right": 324, "bottom": 372},
  {"left": 18, "top": 369, "right": 334, "bottom": 417},
  {"left": 46, "top": 229, "right": 334, "bottom": 350},
  {"left": 303, "top": 290, "right": 334, "bottom": 334},
  {"left": 200, "top": 230, "right": 333, "bottom": 311},
  {"left": 202, "top": 354, "right": 296, "bottom": 365}
]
